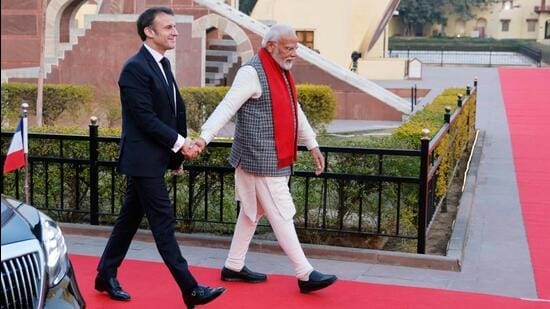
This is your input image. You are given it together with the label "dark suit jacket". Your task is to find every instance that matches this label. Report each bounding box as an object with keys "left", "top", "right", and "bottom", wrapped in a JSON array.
[{"left": 117, "top": 45, "right": 187, "bottom": 177}]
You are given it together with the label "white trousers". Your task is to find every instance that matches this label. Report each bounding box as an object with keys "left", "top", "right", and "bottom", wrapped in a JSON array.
[{"left": 224, "top": 167, "right": 314, "bottom": 279}]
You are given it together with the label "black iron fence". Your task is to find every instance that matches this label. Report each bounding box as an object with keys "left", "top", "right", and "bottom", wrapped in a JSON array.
[
  {"left": 389, "top": 49, "right": 541, "bottom": 67},
  {"left": 1, "top": 88, "right": 477, "bottom": 254}
]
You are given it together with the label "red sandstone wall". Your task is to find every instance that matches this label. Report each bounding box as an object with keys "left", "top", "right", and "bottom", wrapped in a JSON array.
[
  {"left": 45, "top": 21, "right": 201, "bottom": 91},
  {"left": 46, "top": 22, "right": 139, "bottom": 90},
  {"left": 1, "top": 0, "right": 44, "bottom": 69}
]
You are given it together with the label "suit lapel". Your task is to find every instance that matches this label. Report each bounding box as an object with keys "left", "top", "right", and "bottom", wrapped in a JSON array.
[{"left": 140, "top": 46, "right": 176, "bottom": 114}]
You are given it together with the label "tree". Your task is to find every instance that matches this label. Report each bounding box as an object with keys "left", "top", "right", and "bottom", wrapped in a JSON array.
[
  {"left": 450, "top": 0, "right": 489, "bottom": 19},
  {"left": 397, "top": 0, "right": 487, "bottom": 36},
  {"left": 398, "top": 0, "right": 447, "bottom": 36}
]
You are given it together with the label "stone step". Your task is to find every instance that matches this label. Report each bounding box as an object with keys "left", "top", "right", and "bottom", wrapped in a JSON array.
[
  {"left": 205, "top": 61, "right": 227, "bottom": 69},
  {"left": 208, "top": 44, "right": 237, "bottom": 51},
  {"left": 205, "top": 66, "right": 220, "bottom": 73},
  {"left": 206, "top": 49, "right": 236, "bottom": 56},
  {"left": 209, "top": 39, "right": 237, "bottom": 46},
  {"left": 206, "top": 55, "right": 229, "bottom": 62},
  {"left": 205, "top": 72, "right": 225, "bottom": 80},
  {"left": 205, "top": 49, "right": 237, "bottom": 62},
  {"left": 205, "top": 81, "right": 221, "bottom": 87}
]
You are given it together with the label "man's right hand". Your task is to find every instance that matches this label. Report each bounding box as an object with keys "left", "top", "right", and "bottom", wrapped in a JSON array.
[
  {"left": 181, "top": 138, "right": 198, "bottom": 159},
  {"left": 181, "top": 137, "right": 207, "bottom": 159},
  {"left": 192, "top": 138, "right": 207, "bottom": 154}
]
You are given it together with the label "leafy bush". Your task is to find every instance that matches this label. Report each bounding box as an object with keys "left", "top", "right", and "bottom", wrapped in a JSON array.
[
  {"left": 1, "top": 83, "right": 93, "bottom": 126},
  {"left": 181, "top": 87, "right": 229, "bottom": 132},
  {"left": 394, "top": 87, "right": 476, "bottom": 198},
  {"left": 181, "top": 84, "right": 336, "bottom": 132},
  {"left": 296, "top": 84, "right": 336, "bottom": 131}
]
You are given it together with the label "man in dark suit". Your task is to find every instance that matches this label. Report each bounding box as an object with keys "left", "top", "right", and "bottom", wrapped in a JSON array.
[{"left": 94, "top": 7, "right": 224, "bottom": 308}]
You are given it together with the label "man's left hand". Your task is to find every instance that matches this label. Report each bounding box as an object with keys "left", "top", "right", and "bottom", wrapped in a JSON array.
[{"left": 309, "top": 147, "right": 325, "bottom": 176}]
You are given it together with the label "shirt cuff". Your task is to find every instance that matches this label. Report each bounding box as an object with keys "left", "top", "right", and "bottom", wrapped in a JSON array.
[
  {"left": 304, "top": 139, "right": 319, "bottom": 151},
  {"left": 171, "top": 135, "right": 186, "bottom": 153}
]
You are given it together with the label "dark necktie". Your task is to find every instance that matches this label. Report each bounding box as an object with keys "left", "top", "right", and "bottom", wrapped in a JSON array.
[{"left": 160, "top": 57, "right": 175, "bottom": 108}]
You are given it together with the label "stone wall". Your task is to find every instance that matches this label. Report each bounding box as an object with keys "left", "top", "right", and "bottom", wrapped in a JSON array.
[{"left": 1, "top": 0, "right": 43, "bottom": 69}]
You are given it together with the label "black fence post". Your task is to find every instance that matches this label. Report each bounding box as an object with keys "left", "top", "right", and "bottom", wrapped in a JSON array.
[
  {"left": 441, "top": 107, "right": 452, "bottom": 214},
  {"left": 414, "top": 84, "right": 418, "bottom": 106},
  {"left": 411, "top": 86, "right": 414, "bottom": 112},
  {"left": 466, "top": 86, "right": 471, "bottom": 96},
  {"left": 474, "top": 77, "right": 478, "bottom": 88},
  {"left": 457, "top": 94, "right": 463, "bottom": 107},
  {"left": 417, "top": 128, "right": 430, "bottom": 254},
  {"left": 444, "top": 106, "right": 451, "bottom": 124},
  {"left": 89, "top": 116, "right": 99, "bottom": 225}
]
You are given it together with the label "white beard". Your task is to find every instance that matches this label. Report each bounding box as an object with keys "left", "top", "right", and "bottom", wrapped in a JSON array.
[{"left": 273, "top": 52, "right": 294, "bottom": 70}]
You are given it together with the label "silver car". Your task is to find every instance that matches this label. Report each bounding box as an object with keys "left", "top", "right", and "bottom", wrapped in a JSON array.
[{"left": 1, "top": 195, "right": 86, "bottom": 308}]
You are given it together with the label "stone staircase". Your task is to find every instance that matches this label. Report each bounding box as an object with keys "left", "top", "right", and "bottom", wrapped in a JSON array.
[
  {"left": 1, "top": 19, "right": 90, "bottom": 83},
  {"left": 205, "top": 38, "right": 239, "bottom": 86},
  {"left": 45, "top": 27, "right": 88, "bottom": 75},
  {"left": 195, "top": 0, "right": 410, "bottom": 114}
]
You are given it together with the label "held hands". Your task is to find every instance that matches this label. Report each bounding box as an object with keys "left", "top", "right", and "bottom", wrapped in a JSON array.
[
  {"left": 309, "top": 147, "right": 325, "bottom": 176},
  {"left": 180, "top": 137, "right": 207, "bottom": 160}
]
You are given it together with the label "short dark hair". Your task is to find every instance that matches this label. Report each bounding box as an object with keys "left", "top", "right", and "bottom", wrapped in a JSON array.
[{"left": 136, "top": 6, "right": 174, "bottom": 41}]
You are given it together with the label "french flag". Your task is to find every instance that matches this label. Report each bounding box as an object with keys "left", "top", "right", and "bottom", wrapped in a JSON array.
[{"left": 3, "top": 117, "right": 28, "bottom": 174}]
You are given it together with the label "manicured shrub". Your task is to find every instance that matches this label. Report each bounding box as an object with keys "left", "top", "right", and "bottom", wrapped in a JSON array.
[{"left": 1, "top": 83, "right": 93, "bottom": 126}]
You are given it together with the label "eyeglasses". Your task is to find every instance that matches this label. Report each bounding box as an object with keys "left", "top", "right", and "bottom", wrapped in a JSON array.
[{"left": 270, "top": 41, "right": 298, "bottom": 53}]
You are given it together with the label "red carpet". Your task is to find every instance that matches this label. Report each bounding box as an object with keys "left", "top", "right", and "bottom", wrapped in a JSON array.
[
  {"left": 500, "top": 67, "right": 550, "bottom": 300},
  {"left": 71, "top": 254, "right": 545, "bottom": 308}
]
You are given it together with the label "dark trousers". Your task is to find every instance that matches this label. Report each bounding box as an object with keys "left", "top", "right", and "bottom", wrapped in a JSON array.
[{"left": 97, "top": 176, "right": 198, "bottom": 296}]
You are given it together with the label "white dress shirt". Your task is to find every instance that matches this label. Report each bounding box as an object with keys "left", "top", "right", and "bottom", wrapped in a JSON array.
[{"left": 200, "top": 65, "right": 319, "bottom": 150}]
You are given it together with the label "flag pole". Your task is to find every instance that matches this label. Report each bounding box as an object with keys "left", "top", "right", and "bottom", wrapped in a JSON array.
[{"left": 21, "top": 102, "right": 30, "bottom": 204}]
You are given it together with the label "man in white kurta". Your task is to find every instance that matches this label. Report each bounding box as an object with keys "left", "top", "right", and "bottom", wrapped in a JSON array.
[{"left": 193, "top": 24, "right": 337, "bottom": 293}]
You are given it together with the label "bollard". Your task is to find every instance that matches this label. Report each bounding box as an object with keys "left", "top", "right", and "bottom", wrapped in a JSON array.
[
  {"left": 444, "top": 106, "right": 451, "bottom": 123},
  {"left": 457, "top": 94, "right": 463, "bottom": 107}
]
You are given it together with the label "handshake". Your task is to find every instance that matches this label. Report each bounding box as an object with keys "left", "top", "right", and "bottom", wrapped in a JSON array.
[{"left": 181, "top": 137, "right": 207, "bottom": 160}]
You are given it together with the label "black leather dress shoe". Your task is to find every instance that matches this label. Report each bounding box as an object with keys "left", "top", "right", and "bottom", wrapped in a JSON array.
[
  {"left": 94, "top": 275, "right": 131, "bottom": 301},
  {"left": 184, "top": 285, "right": 226, "bottom": 309},
  {"left": 298, "top": 270, "right": 337, "bottom": 293},
  {"left": 221, "top": 266, "right": 267, "bottom": 283}
]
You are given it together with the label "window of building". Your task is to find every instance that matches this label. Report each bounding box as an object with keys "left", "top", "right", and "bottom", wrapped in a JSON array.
[
  {"left": 296, "top": 31, "right": 314, "bottom": 49},
  {"left": 546, "top": 20, "right": 550, "bottom": 39},
  {"left": 501, "top": 19, "right": 510, "bottom": 32},
  {"left": 527, "top": 20, "right": 537, "bottom": 32}
]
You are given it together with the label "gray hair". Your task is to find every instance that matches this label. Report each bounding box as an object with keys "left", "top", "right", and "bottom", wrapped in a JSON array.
[{"left": 261, "top": 24, "right": 296, "bottom": 47}]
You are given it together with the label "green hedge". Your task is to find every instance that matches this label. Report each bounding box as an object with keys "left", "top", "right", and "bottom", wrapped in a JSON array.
[
  {"left": 1, "top": 83, "right": 336, "bottom": 133},
  {"left": 182, "top": 84, "right": 336, "bottom": 132},
  {"left": 389, "top": 36, "right": 530, "bottom": 52},
  {"left": 1, "top": 83, "right": 93, "bottom": 126},
  {"left": 394, "top": 87, "right": 476, "bottom": 197}
]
